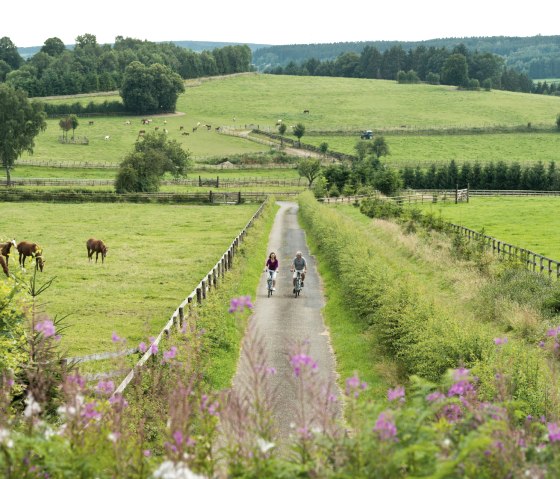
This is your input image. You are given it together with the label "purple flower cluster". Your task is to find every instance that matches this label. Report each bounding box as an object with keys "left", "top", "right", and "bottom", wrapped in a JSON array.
[
  {"left": 95, "top": 380, "right": 115, "bottom": 396},
  {"left": 163, "top": 346, "right": 177, "bottom": 361},
  {"left": 345, "top": 373, "right": 367, "bottom": 398},
  {"left": 387, "top": 386, "right": 405, "bottom": 402},
  {"left": 493, "top": 337, "right": 508, "bottom": 345},
  {"left": 289, "top": 353, "right": 318, "bottom": 377},
  {"left": 447, "top": 380, "right": 475, "bottom": 397},
  {"left": 228, "top": 296, "right": 253, "bottom": 313},
  {"left": 548, "top": 422, "right": 560, "bottom": 443},
  {"left": 373, "top": 411, "right": 398, "bottom": 441},
  {"left": 35, "top": 320, "right": 56, "bottom": 338}
]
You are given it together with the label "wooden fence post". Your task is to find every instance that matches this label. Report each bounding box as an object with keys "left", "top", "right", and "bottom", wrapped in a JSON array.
[
  {"left": 202, "top": 280, "right": 207, "bottom": 299},
  {"left": 179, "top": 306, "right": 184, "bottom": 329},
  {"left": 196, "top": 287, "right": 202, "bottom": 304}
]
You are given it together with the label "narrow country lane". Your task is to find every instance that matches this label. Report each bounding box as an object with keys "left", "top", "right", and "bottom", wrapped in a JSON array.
[{"left": 231, "top": 201, "right": 340, "bottom": 440}]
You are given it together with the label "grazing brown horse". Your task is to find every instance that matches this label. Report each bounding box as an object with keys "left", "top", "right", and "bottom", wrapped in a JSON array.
[
  {"left": 87, "top": 238, "right": 108, "bottom": 263},
  {"left": 17, "top": 241, "right": 45, "bottom": 272},
  {"left": 0, "top": 256, "right": 8, "bottom": 277},
  {"left": 0, "top": 239, "right": 16, "bottom": 262}
]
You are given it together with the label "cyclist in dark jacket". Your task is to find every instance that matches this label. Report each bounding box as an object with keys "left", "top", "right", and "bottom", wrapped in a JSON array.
[{"left": 264, "top": 252, "right": 279, "bottom": 290}]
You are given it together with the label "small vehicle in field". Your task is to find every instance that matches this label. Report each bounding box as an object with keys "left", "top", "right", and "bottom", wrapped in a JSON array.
[{"left": 360, "top": 130, "right": 373, "bottom": 139}]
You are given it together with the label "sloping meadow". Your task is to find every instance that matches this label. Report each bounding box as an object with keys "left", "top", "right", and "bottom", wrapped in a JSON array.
[{"left": 298, "top": 192, "right": 560, "bottom": 417}]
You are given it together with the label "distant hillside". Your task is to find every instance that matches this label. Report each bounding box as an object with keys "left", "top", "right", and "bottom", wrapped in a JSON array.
[{"left": 252, "top": 36, "right": 560, "bottom": 78}]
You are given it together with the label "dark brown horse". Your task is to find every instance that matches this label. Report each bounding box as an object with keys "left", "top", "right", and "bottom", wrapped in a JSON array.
[
  {"left": 87, "top": 238, "right": 108, "bottom": 263},
  {"left": 17, "top": 241, "right": 45, "bottom": 272},
  {"left": 0, "top": 256, "right": 8, "bottom": 277},
  {"left": 0, "top": 239, "right": 16, "bottom": 262}
]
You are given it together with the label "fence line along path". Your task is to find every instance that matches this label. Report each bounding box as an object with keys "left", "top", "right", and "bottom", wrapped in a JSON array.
[{"left": 231, "top": 201, "right": 340, "bottom": 440}]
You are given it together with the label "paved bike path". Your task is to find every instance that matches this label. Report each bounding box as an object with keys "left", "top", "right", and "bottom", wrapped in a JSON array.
[{"left": 231, "top": 201, "right": 340, "bottom": 439}]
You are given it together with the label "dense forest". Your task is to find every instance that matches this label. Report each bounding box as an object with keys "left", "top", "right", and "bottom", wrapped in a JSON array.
[
  {"left": 263, "top": 43, "right": 557, "bottom": 95},
  {"left": 0, "top": 34, "right": 253, "bottom": 97},
  {"left": 253, "top": 36, "right": 560, "bottom": 78}
]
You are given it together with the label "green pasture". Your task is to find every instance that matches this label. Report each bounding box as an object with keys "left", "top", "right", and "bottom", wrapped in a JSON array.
[
  {"left": 20, "top": 114, "right": 270, "bottom": 165},
  {"left": 1, "top": 202, "right": 259, "bottom": 356},
  {"left": 305, "top": 132, "right": 560, "bottom": 165},
  {"left": 27, "top": 74, "right": 560, "bottom": 170},
  {"left": 418, "top": 196, "right": 560, "bottom": 259},
  {"left": 178, "top": 74, "right": 560, "bottom": 131},
  {"left": 5, "top": 166, "right": 299, "bottom": 181}
]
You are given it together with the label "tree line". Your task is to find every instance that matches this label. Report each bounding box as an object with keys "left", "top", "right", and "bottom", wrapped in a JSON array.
[
  {"left": 265, "top": 43, "right": 537, "bottom": 93},
  {"left": 400, "top": 160, "right": 560, "bottom": 191},
  {"left": 0, "top": 34, "right": 253, "bottom": 97},
  {"left": 253, "top": 35, "right": 560, "bottom": 79}
]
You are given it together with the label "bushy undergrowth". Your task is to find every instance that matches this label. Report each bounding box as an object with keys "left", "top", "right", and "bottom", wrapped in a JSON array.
[{"left": 299, "top": 191, "right": 559, "bottom": 417}]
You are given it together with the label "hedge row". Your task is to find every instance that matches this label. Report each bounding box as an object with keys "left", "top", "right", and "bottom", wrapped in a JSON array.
[{"left": 298, "top": 191, "right": 556, "bottom": 416}]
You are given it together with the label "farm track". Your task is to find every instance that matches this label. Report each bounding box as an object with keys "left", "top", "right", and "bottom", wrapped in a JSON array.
[{"left": 231, "top": 201, "right": 340, "bottom": 440}]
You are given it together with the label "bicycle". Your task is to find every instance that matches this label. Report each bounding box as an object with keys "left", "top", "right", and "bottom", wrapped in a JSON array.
[
  {"left": 265, "top": 269, "right": 275, "bottom": 297},
  {"left": 293, "top": 270, "right": 303, "bottom": 298}
]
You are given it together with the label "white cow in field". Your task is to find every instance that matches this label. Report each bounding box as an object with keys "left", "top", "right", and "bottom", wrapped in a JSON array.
[
  {"left": 104, "top": 135, "right": 110, "bottom": 140},
  {"left": 124, "top": 120, "right": 131, "bottom": 125}
]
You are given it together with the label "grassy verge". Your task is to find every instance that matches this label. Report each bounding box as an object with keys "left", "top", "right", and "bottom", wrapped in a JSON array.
[{"left": 301, "top": 192, "right": 560, "bottom": 417}]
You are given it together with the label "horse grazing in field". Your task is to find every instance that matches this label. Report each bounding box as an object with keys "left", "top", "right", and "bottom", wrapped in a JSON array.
[
  {"left": 87, "top": 238, "right": 108, "bottom": 264},
  {"left": 17, "top": 241, "right": 45, "bottom": 272},
  {"left": 0, "top": 256, "right": 9, "bottom": 277},
  {"left": 0, "top": 239, "right": 17, "bottom": 262}
]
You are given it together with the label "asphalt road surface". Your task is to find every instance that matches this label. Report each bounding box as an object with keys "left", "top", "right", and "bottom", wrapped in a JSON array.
[{"left": 231, "top": 201, "right": 340, "bottom": 440}]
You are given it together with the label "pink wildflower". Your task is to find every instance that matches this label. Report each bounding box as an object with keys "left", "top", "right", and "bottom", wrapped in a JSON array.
[
  {"left": 151, "top": 343, "right": 159, "bottom": 355},
  {"left": 95, "top": 380, "right": 115, "bottom": 395},
  {"left": 548, "top": 422, "right": 560, "bottom": 443},
  {"left": 111, "top": 332, "right": 121, "bottom": 343},
  {"left": 289, "top": 353, "right": 318, "bottom": 377},
  {"left": 374, "top": 411, "right": 398, "bottom": 441},
  {"left": 387, "top": 386, "right": 405, "bottom": 402},
  {"left": 163, "top": 346, "right": 177, "bottom": 361},
  {"left": 35, "top": 320, "right": 55, "bottom": 338},
  {"left": 138, "top": 342, "right": 147, "bottom": 353},
  {"left": 228, "top": 296, "right": 254, "bottom": 313},
  {"left": 494, "top": 337, "right": 508, "bottom": 345},
  {"left": 345, "top": 373, "right": 367, "bottom": 398},
  {"left": 426, "top": 391, "right": 445, "bottom": 403}
]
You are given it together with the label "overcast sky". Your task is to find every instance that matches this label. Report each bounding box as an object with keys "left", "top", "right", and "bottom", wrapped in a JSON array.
[{"left": 3, "top": 0, "right": 559, "bottom": 48}]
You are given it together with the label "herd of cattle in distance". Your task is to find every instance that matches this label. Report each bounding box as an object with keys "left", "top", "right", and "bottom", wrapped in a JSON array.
[
  {"left": 86, "top": 118, "right": 219, "bottom": 141},
  {"left": 0, "top": 238, "right": 108, "bottom": 278}
]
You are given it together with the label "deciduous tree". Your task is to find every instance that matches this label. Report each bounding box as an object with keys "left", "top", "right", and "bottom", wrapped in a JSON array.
[
  {"left": 0, "top": 84, "right": 46, "bottom": 185},
  {"left": 115, "top": 132, "right": 191, "bottom": 193},
  {"left": 292, "top": 123, "right": 305, "bottom": 147},
  {"left": 297, "top": 158, "right": 322, "bottom": 187}
]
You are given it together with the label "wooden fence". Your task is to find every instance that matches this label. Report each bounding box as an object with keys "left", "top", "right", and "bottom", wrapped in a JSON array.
[
  {"left": 0, "top": 189, "right": 275, "bottom": 204},
  {"left": 449, "top": 223, "right": 560, "bottom": 279},
  {"left": 109, "top": 199, "right": 268, "bottom": 395},
  {"left": 0, "top": 177, "right": 305, "bottom": 188}
]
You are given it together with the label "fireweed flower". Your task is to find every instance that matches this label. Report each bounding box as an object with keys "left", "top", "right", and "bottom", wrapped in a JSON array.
[
  {"left": 494, "top": 337, "right": 508, "bottom": 345},
  {"left": 289, "top": 353, "right": 318, "bottom": 377},
  {"left": 138, "top": 342, "right": 147, "bottom": 353},
  {"left": 548, "top": 422, "right": 560, "bottom": 443},
  {"left": 452, "top": 367, "right": 470, "bottom": 382},
  {"left": 228, "top": 296, "right": 254, "bottom": 313},
  {"left": 111, "top": 332, "right": 122, "bottom": 343},
  {"left": 345, "top": 373, "right": 367, "bottom": 398},
  {"left": 95, "top": 380, "right": 115, "bottom": 395},
  {"left": 387, "top": 386, "right": 405, "bottom": 402},
  {"left": 163, "top": 346, "right": 177, "bottom": 361},
  {"left": 448, "top": 380, "right": 475, "bottom": 397},
  {"left": 374, "top": 411, "right": 398, "bottom": 441},
  {"left": 35, "top": 320, "right": 55, "bottom": 338},
  {"left": 81, "top": 401, "right": 101, "bottom": 421},
  {"left": 151, "top": 343, "right": 159, "bottom": 355},
  {"left": 426, "top": 391, "right": 446, "bottom": 403},
  {"left": 547, "top": 326, "right": 560, "bottom": 337},
  {"left": 441, "top": 403, "right": 463, "bottom": 423}
]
